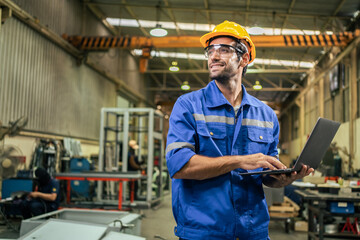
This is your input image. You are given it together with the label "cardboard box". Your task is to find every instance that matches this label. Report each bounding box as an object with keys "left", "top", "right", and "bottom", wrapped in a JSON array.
[{"left": 295, "top": 221, "right": 308, "bottom": 232}]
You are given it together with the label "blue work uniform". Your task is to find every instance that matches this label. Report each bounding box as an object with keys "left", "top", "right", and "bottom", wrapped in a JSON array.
[
  {"left": 20, "top": 178, "right": 60, "bottom": 219},
  {"left": 38, "top": 178, "right": 60, "bottom": 210},
  {"left": 166, "top": 80, "right": 279, "bottom": 240}
]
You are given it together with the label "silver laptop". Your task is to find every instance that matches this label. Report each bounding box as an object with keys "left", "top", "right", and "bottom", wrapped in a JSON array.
[{"left": 238, "top": 117, "right": 340, "bottom": 176}]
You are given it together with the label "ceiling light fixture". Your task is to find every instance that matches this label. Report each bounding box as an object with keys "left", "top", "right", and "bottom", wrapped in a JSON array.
[
  {"left": 150, "top": 4, "right": 168, "bottom": 37},
  {"left": 353, "top": 10, "right": 360, "bottom": 18},
  {"left": 150, "top": 24, "right": 168, "bottom": 37},
  {"left": 169, "top": 61, "right": 179, "bottom": 72},
  {"left": 253, "top": 81, "right": 262, "bottom": 90},
  {"left": 181, "top": 81, "right": 190, "bottom": 91}
]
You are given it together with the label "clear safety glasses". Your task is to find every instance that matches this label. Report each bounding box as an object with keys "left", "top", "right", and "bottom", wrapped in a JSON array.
[{"left": 204, "top": 44, "right": 245, "bottom": 58}]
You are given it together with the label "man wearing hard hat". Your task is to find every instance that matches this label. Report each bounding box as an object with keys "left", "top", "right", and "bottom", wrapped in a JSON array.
[{"left": 166, "top": 21, "right": 313, "bottom": 240}]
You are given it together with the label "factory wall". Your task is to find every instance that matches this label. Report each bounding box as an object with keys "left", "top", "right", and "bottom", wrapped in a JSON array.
[
  {"left": 0, "top": 0, "right": 146, "bottom": 166},
  {"left": 286, "top": 120, "right": 360, "bottom": 172},
  {"left": 280, "top": 43, "right": 360, "bottom": 174},
  {"left": 356, "top": 118, "right": 360, "bottom": 169}
]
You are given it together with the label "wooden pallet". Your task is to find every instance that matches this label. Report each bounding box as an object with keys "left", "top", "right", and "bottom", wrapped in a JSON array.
[{"left": 269, "top": 196, "right": 300, "bottom": 218}]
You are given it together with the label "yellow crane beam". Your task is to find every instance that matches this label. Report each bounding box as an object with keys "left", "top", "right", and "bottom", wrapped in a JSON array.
[{"left": 62, "top": 30, "right": 359, "bottom": 50}]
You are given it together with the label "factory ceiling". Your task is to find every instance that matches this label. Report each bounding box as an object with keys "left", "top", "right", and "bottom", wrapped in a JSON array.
[{"left": 75, "top": 0, "right": 359, "bottom": 110}]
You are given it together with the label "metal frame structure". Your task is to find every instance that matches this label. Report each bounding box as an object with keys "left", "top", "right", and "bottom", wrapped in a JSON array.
[
  {"left": 98, "top": 108, "right": 166, "bottom": 207},
  {"left": 55, "top": 171, "right": 142, "bottom": 210}
]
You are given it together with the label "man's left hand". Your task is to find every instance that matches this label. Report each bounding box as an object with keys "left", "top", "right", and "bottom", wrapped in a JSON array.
[{"left": 268, "top": 165, "right": 314, "bottom": 187}]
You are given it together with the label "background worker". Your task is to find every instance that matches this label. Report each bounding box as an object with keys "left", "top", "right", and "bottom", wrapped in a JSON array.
[
  {"left": 166, "top": 20, "right": 313, "bottom": 240},
  {"left": 20, "top": 167, "right": 60, "bottom": 219},
  {"left": 127, "top": 140, "right": 144, "bottom": 200},
  {"left": 128, "top": 140, "right": 142, "bottom": 171}
]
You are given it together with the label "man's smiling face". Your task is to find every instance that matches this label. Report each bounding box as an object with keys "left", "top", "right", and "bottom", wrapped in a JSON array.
[{"left": 207, "top": 37, "right": 241, "bottom": 83}]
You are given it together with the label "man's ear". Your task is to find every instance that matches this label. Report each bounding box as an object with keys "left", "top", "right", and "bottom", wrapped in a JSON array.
[{"left": 240, "top": 52, "right": 250, "bottom": 67}]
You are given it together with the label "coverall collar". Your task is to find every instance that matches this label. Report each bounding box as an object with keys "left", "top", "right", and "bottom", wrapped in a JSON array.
[{"left": 204, "top": 80, "right": 262, "bottom": 108}]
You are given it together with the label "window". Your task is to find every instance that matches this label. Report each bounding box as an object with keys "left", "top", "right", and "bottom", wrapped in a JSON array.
[
  {"left": 358, "top": 79, "right": 360, "bottom": 118},
  {"left": 291, "top": 105, "right": 299, "bottom": 140},
  {"left": 329, "top": 64, "right": 340, "bottom": 95},
  {"left": 280, "top": 115, "right": 289, "bottom": 143},
  {"left": 342, "top": 65, "right": 349, "bottom": 122},
  {"left": 324, "top": 99, "right": 332, "bottom": 119},
  {"left": 357, "top": 47, "right": 360, "bottom": 118},
  {"left": 343, "top": 88, "right": 349, "bottom": 122},
  {"left": 358, "top": 47, "right": 360, "bottom": 79},
  {"left": 324, "top": 74, "right": 330, "bottom": 100},
  {"left": 304, "top": 89, "right": 318, "bottom": 133},
  {"left": 333, "top": 94, "right": 342, "bottom": 122}
]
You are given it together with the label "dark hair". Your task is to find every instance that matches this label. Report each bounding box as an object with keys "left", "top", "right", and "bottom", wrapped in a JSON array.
[
  {"left": 35, "top": 167, "right": 51, "bottom": 186},
  {"left": 207, "top": 36, "right": 248, "bottom": 77}
]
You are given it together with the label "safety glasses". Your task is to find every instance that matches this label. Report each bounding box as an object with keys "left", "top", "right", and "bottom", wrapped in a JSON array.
[{"left": 204, "top": 44, "right": 245, "bottom": 58}]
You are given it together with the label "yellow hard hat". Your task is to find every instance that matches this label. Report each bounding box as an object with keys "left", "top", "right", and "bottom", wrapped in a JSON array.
[{"left": 200, "top": 20, "right": 256, "bottom": 63}]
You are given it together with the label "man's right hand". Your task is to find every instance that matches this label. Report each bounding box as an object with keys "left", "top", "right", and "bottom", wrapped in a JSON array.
[
  {"left": 173, "top": 153, "right": 286, "bottom": 181},
  {"left": 238, "top": 153, "right": 286, "bottom": 171}
]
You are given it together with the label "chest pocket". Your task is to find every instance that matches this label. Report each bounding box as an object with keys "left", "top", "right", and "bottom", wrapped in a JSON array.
[
  {"left": 197, "top": 123, "right": 227, "bottom": 155},
  {"left": 244, "top": 127, "right": 274, "bottom": 154}
]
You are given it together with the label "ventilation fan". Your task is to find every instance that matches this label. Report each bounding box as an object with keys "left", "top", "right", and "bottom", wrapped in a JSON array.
[
  {"left": 0, "top": 145, "right": 24, "bottom": 179},
  {"left": 0, "top": 116, "right": 28, "bottom": 179}
]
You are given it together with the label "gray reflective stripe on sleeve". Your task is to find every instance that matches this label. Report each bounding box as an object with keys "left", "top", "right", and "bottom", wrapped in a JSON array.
[
  {"left": 193, "top": 114, "right": 234, "bottom": 125},
  {"left": 166, "top": 142, "right": 195, "bottom": 155},
  {"left": 242, "top": 118, "right": 274, "bottom": 128}
]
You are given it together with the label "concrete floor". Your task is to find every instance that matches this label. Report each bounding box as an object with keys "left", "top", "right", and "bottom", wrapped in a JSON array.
[
  {"left": 0, "top": 194, "right": 308, "bottom": 240},
  {"left": 140, "top": 194, "right": 308, "bottom": 240}
]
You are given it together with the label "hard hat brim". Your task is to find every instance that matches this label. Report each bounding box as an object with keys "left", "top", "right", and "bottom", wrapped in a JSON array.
[{"left": 200, "top": 31, "right": 241, "bottom": 47}]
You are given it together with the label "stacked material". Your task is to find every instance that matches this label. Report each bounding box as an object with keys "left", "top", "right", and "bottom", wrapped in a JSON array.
[{"left": 269, "top": 196, "right": 300, "bottom": 218}]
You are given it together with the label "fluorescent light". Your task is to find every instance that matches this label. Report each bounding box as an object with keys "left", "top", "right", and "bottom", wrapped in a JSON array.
[
  {"left": 247, "top": 27, "right": 265, "bottom": 35},
  {"left": 107, "top": 18, "right": 139, "bottom": 27},
  {"left": 254, "top": 58, "right": 314, "bottom": 68},
  {"left": 132, "top": 49, "right": 314, "bottom": 68},
  {"left": 248, "top": 61, "right": 255, "bottom": 68},
  {"left": 107, "top": 18, "right": 214, "bottom": 32},
  {"left": 106, "top": 18, "right": 333, "bottom": 35}
]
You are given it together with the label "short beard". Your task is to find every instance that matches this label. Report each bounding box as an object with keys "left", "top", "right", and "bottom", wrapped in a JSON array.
[
  {"left": 210, "top": 72, "right": 232, "bottom": 84},
  {"left": 210, "top": 64, "right": 238, "bottom": 84}
]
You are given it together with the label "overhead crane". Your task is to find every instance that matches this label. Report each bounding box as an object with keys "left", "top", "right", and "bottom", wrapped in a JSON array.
[
  {"left": 63, "top": 31, "right": 359, "bottom": 50},
  {"left": 62, "top": 30, "right": 359, "bottom": 73}
]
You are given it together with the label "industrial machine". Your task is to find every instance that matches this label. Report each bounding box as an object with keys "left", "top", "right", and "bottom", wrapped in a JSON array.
[{"left": 69, "top": 157, "right": 92, "bottom": 199}]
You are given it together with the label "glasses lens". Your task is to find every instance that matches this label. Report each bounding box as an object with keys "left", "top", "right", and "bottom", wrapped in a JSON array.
[
  {"left": 205, "top": 44, "right": 235, "bottom": 58},
  {"left": 204, "top": 45, "right": 214, "bottom": 58}
]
